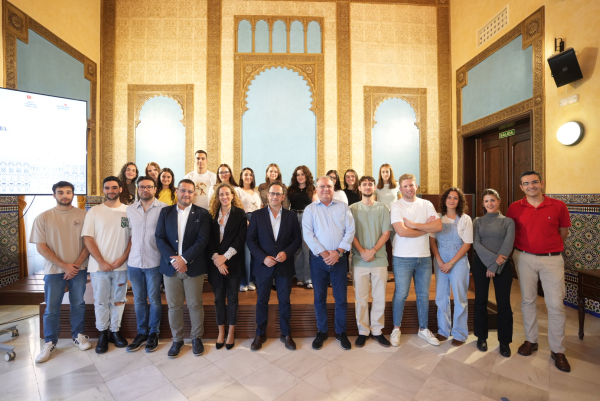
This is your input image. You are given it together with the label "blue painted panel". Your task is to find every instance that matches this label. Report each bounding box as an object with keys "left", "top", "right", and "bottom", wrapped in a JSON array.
[
  {"left": 242, "top": 67, "right": 316, "bottom": 182},
  {"left": 255, "top": 20, "right": 269, "bottom": 53},
  {"left": 372, "top": 98, "right": 420, "bottom": 185},
  {"left": 462, "top": 35, "right": 533, "bottom": 124},
  {"left": 237, "top": 20, "right": 252, "bottom": 52},
  {"left": 273, "top": 20, "right": 287, "bottom": 53},
  {"left": 290, "top": 21, "right": 304, "bottom": 53},
  {"left": 135, "top": 96, "right": 185, "bottom": 183},
  {"left": 307, "top": 21, "right": 321, "bottom": 53},
  {"left": 17, "top": 30, "right": 90, "bottom": 118}
]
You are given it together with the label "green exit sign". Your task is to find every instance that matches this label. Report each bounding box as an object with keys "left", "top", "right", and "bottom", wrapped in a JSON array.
[{"left": 499, "top": 129, "right": 516, "bottom": 139}]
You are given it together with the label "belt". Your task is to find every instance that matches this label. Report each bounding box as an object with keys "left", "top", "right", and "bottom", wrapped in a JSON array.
[
  {"left": 291, "top": 209, "right": 304, "bottom": 214},
  {"left": 516, "top": 248, "right": 562, "bottom": 257}
]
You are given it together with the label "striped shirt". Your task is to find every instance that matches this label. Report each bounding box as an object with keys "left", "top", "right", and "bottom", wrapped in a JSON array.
[{"left": 126, "top": 198, "right": 167, "bottom": 268}]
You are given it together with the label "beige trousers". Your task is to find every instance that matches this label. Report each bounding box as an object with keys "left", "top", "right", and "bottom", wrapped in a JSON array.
[
  {"left": 164, "top": 272, "right": 205, "bottom": 342},
  {"left": 353, "top": 266, "right": 388, "bottom": 336},
  {"left": 513, "top": 250, "right": 566, "bottom": 353}
]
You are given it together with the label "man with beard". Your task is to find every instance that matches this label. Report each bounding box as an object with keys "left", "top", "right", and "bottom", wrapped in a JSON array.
[
  {"left": 125, "top": 176, "right": 167, "bottom": 352},
  {"left": 184, "top": 150, "right": 217, "bottom": 210},
  {"left": 82, "top": 176, "right": 132, "bottom": 353},
  {"left": 349, "top": 176, "right": 393, "bottom": 348},
  {"left": 155, "top": 179, "right": 210, "bottom": 357},
  {"left": 30, "top": 181, "right": 91, "bottom": 362}
]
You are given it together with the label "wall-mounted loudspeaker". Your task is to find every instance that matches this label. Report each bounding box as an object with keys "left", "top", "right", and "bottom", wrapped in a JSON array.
[{"left": 547, "top": 48, "right": 583, "bottom": 87}]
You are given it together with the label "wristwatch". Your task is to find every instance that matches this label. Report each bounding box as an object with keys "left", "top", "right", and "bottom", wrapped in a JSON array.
[{"left": 338, "top": 250, "right": 345, "bottom": 258}]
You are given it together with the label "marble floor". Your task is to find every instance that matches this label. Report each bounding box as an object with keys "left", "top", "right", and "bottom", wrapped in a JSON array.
[{"left": 1, "top": 280, "right": 600, "bottom": 401}]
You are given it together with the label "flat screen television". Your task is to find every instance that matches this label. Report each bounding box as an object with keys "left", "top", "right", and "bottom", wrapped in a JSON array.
[{"left": 0, "top": 88, "right": 88, "bottom": 195}]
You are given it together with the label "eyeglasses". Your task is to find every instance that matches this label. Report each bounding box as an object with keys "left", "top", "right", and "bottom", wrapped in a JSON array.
[
  {"left": 138, "top": 185, "right": 155, "bottom": 190},
  {"left": 268, "top": 192, "right": 283, "bottom": 197},
  {"left": 218, "top": 171, "right": 230, "bottom": 175}
]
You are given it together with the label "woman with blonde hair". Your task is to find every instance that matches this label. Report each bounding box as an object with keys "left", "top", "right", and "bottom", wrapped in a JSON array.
[
  {"left": 208, "top": 183, "right": 247, "bottom": 349},
  {"left": 257, "top": 163, "right": 290, "bottom": 209}
]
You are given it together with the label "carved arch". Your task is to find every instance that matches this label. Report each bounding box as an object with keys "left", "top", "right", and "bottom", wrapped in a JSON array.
[{"left": 372, "top": 94, "right": 421, "bottom": 130}]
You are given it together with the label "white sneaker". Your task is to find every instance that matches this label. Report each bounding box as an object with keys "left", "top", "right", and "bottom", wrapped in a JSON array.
[
  {"left": 73, "top": 333, "right": 92, "bottom": 350},
  {"left": 239, "top": 285, "right": 248, "bottom": 292},
  {"left": 391, "top": 328, "right": 401, "bottom": 347},
  {"left": 36, "top": 341, "right": 56, "bottom": 363},
  {"left": 248, "top": 282, "right": 256, "bottom": 291},
  {"left": 418, "top": 328, "right": 440, "bottom": 346}
]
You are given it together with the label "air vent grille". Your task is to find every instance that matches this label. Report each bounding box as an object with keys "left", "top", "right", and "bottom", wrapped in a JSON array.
[{"left": 477, "top": 7, "right": 508, "bottom": 47}]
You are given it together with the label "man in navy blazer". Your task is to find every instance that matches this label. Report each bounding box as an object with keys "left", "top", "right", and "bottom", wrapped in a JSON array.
[
  {"left": 247, "top": 181, "right": 301, "bottom": 351},
  {"left": 155, "top": 179, "right": 210, "bottom": 358}
]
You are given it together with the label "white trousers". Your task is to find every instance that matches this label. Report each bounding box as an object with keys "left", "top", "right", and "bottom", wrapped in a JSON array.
[{"left": 353, "top": 266, "right": 388, "bottom": 336}]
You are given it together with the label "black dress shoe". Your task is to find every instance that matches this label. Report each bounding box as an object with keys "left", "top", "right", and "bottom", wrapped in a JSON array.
[
  {"left": 500, "top": 343, "right": 511, "bottom": 358},
  {"left": 477, "top": 338, "right": 488, "bottom": 352},
  {"left": 371, "top": 334, "right": 391, "bottom": 347},
  {"left": 192, "top": 338, "right": 204, "bottom": 355},
  {"left": 145, "top": 333, "right": 159, "bottom": 353},
  {"left": 225, "top": 340, "right": 235, "bottom": 350},
  {"left": 355, "top": 335, "right": 367, "bottom": 347},
  {"left": 168, "top": 341, "right": 184, "bottom": 357},
  {"left": 216, "top": 341, "right": 225, "bottom": 350},
  {"left": 336, "top": 332, "right": 351, "bottom": 350},
  {"left": 95, "top": 330, "right": 109, "bottom": 354},
  {"left": 280, "top": 335, "right": 296, "bottom": 350},
  {"left": 127, "top": 334, "right": 148, "bottom": 352},
  {"left": 312, "top": 332, "right": 328, "bottom": 350},
  {"left": 251, "top": 335, "right": 267, "bottom": 351},
  {"left": 109, "top": 331, "right": 128, "bottom": 348}
]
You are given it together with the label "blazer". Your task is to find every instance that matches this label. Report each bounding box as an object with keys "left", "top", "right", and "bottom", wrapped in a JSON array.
[
  {"left": 207, "top": 206, "right": 247, "bottom": 287},
  {"left": 155, "top": 204, "right": 210, "bottom": 277},
  {"left": 246, "top": 206, "right": 301, "bottom": 277}
]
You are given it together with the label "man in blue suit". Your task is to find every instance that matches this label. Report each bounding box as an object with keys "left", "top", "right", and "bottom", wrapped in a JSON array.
[
  {"left": 155, "top": 179, "right": 210, "bottom": 357},
  {"left": 247, "top": 181, "right": 302, "bottom": 351}
]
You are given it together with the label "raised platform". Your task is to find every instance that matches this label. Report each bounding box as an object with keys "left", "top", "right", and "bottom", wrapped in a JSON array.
[
  {"left": 0, "top": 271, "right": 45, "bottom": 305},
  {"left": 39, "top": 276, "right": 484, "bottom": 339}
]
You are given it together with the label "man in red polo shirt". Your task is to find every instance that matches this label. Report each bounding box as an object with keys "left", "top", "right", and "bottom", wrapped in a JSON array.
[{"left": 507, "top": 170, "right": 571, "bottom": 372}]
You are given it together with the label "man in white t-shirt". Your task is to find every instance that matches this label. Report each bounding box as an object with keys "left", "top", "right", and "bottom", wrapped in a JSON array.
[
  {"left": 30, "top": 181, "right": 91, "bottom": 363},
  {"left": 184, "top": 150, "right": 217, "bottom": 210},
  {"left": 82, "top": 176, "right": 132, "bottom": 354},
  {"left": 390, "top": 173, "right": 442, "bottom": 347}
]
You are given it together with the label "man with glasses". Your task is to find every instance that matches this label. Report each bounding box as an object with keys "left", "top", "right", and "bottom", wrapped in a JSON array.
[
  {"left": 303, "top": 176, "right": 355, "bottom": 350},
  {"left": 125, "top": 176, "right": 167, "bottom": 352},
  {"left": 155, "top": 179, "right": 210, "bottom": 357},
  {"left": 184, "top": 150, "right": 217, "bottom": 210},
  {"left": 247, "top": 181, "right": 301, "bottom": 351},
  {"left": 507, "top": 170, "right": 572, "bottom": 372}
]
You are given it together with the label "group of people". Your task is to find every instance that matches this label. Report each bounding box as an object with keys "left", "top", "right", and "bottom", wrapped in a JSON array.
[{"left": 30, "top": 149, "right": 572, "bottom": 373}]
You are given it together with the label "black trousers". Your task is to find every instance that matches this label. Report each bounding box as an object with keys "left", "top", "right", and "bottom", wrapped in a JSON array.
[
  {"left": 472, "top": 253, "right": 513, "bottom": 344},
  {"left": 255, "top": 269, "right": 293, "bottom": 336},
  {"left": 214, "top": 276, "right": 241, "bottom": 326}
]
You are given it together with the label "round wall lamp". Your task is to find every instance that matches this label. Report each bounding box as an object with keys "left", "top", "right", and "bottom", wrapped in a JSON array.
[{"left": 557, "top": 121, "right": 584, "bottom": 146}]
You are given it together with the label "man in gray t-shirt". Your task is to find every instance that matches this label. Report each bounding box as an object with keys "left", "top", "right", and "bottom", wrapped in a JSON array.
[
  {"left": 29, "top": 181, "right": 91, "bottom": 363},
  {"left": 350, "top": 176, "right": 393, "bottom": 348}
]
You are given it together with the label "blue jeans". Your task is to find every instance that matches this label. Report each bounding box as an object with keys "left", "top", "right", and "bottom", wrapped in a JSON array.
[
  {"left": 435, "top": 257, "right": 469, "bottom": 341},
  {"left": 127, "top": 265, "right": 162, "bottom": 335},
  {"left": 43, "top": 269, "right": 88, "bottom": 343},
  {"left": 392, "top": 257, "right": 432, "bottom": 329},
  {"left": 310, "top": 252, "right": 348, "bottom": 334}
]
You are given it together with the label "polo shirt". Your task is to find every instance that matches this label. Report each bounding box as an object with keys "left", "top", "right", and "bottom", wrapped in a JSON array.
[{"left": 506, "top": 195, "right": 571, "bottom": 254}]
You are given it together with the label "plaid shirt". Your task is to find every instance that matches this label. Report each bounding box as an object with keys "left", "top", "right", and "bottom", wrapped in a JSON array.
[{"left": 126, "top": 198, "right": 167, "bottom": 268}]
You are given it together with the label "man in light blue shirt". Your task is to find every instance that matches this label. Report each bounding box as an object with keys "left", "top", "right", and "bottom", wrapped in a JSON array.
[{"left": 303, "top": 176, "right": 355, "bottom": 351}]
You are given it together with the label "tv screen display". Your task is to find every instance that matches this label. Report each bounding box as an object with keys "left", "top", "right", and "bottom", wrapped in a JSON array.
[{"left": 0, "top": 88, "right": 88, "bottom": 195}]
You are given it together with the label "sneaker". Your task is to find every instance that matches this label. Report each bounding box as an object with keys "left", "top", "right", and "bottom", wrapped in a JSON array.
[
  {"left": 73, "top": 333, "right": 92, "bottom": 351},
  {"left": 306, "top": 283, "right": 313, "bottom": 289},
  {"left": 297, "top": 281, "right": 304, "bottom": 286},
  {"left": 312, "top": 331, "right": 328, "bottom": 350},
  {"left": 36, "top": 341, "right": 56, "bottom": 363},
  {"left": 355, "top": 334, "right": 367, "bottom": 347},
  {"left": 390, "top": 328, "right": 401, "bottom": 347},
  {"left": 418, "top": 328, "right": 440, "bottom": 346},
  {"left": 336, "top": 332, "right": 352, "bottom": 350},
  {"left": 248, "top": 282, "right": 256, "bottom": 291},
  {"left": 127, "top": 334, "right": 149, "bottom": 352},
  {"left": 145, "top": 333, "right": 159, "bottom": 352},
  {"left": 239, "top": 285, "right": 248, "bottom": 292}
]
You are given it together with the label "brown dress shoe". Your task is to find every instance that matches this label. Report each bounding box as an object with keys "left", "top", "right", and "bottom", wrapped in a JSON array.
[
  {"left": 280, "top": 335, "right": 297, "bottom": 350},
  {"left": 551, "top": 352, "right": 571, "bottom": 372},
  {"left": 250, "top": 335, "right": 267, "bottom": 351},
  {"left": 451, "top": 339, "right": 464, "bottom": 347},
  {"left": 435, "top": 334, "right": 448, "bottom": 342},
  {"left": 518, "top": 341, "right": 538, "bottom": 356}
]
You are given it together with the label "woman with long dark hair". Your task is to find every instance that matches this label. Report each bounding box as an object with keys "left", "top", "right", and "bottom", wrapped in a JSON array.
[
  {"left": 258, "top": 163, "right": 290, "bottom": 209},
  {"left": 145, "top": 162, "right": 161, "bottom": 184},
  {"left": 375, "top": 163, "right": 400, "bottom": 211},
  {"left": 156, "top": 168, "right": 177, "bottom": 205},
  {"left": 288, "top": 165, "right": 317, "bottom": 289},
  {"left": 343, "top": 169, "right": 361, "bottom": 205},
  {"left": 117, "top": 162, "right": 138, "bottom": 204},
  {"left": 430, "top": 187, "right": 472, "bottom": 346},
  {"left": 472, "top": 188, "right": 515, "bottom": 358},
  {"left": 326, "top": 169, "right": 348, "bottom": 204},
  {"left": 208, "top": 164, "right": 238, "bottom": 201},
  {"left": 236, "top": 167, "right": 261, "bottom": 292},
  {"left": 208, "top": 183, "right": 247, "bottom": 350}
]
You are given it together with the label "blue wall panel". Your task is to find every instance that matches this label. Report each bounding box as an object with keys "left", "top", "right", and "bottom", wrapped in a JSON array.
[
  {"left": 237, "top": 20, "right": 252, "bottom": 52},
  {"left": 372, "top": 98, "right": 420, "bottom": 185},
  {"left": 307, "top": 21, "right": 322, "bottom": 53},
  {"left": 242, "top": 67, "right": 316, "bottom": 183},
  {"left": 290, "top": 21, "right": 304, "bottom": 53},
  {"left": 273, "top": 20, "right": 287, "bottom": 53},
  {"left": 135, "top": 96, "right": 186, "bottom": 183},
  {"left": 255, "top": 20, "right": 269, "bottom": 53},
  {"left": 462, "top": 35, "right": 532, "bottom": 125},
  {"left": 17, "top": 30, "right": 91, "bottom": 118}
]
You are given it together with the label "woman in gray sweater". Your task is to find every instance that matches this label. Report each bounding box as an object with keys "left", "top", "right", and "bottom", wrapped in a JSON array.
[{"left": 473, "top": 189, "right": 515, "bottom": 358}]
